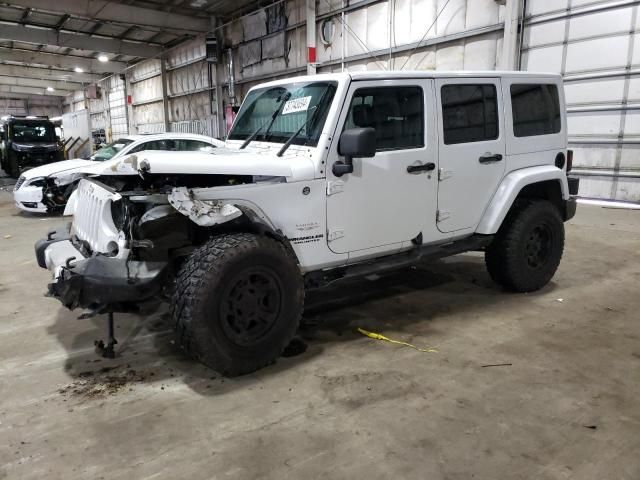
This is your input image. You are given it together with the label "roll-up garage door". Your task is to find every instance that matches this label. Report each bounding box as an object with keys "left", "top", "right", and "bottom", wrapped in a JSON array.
[{"left": 522, "top": 0, "right": 640, "bottom": 203}]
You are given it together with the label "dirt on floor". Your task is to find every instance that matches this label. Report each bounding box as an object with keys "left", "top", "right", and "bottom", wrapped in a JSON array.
[{"left": 0, "top": 184, "right": 639, "bottom": 480}]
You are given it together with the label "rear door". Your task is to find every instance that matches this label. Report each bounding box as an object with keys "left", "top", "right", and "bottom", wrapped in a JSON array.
[{"left": 435, "top": 78, "right": 506, "bottom": 233}]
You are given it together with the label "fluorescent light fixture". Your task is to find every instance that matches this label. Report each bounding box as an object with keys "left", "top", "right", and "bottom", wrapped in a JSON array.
[
  {"left": 74, "top": 67, "right": 84, "bottom": 73},
  {"left": 98, "top": 55, "right": 109, "bottom": 62},
  {"left": 46, "top": 86, "right": 55, "bottom": 92}
]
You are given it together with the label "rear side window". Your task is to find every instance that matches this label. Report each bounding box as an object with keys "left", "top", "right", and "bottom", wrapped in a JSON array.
[
  {"left": 344, "top": 86, "right": 424, "bottom": 151},
  {"left": 441, "top": 84, "right": 498, "bottom": 145},
  {"left": 511, "top": 84, "right": 561, "bottom": 137},
  {"left": 130, "top": 140, "right": 169, "bottom": 153},
  {"left": 175, "top": 139, "right": 216, "bottom": 151}
]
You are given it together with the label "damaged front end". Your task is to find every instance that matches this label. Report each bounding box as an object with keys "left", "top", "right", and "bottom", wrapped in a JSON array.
[{"left": 35, "top": 171, "right": 258, "bottom": 313}]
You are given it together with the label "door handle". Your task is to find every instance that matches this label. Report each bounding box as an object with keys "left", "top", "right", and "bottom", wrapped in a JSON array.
[
  {"left": 479, "top": 153, "right": 503, "bottom": 164},
  {"left": 407, "top": 162, "right": 436, "bottom": 174}
]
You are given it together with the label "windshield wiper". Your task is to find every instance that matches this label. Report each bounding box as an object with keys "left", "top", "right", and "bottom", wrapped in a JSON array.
[
  {"left": 276, "top": 86, "right": 332, "bottom": 157},
  {"left": 276, "top": 105, "right": 319, "bottom": 157},
  {"left": 240, "top": 92, "right": 291, "bottom": 149}
]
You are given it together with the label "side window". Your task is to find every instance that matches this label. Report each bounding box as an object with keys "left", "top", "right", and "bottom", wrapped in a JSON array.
[
  {"left": 344, "top": 86, "right": 424, "bottom": 151},
  {"left": 131, "top": 140, "right": 178, "bottom": 153},
  {"left": 175, "top": 140, "right": 216, "bottom": 151},
  {"left": 441, "top": 84, "right": 498, "bottom": 145},
  {"left": 511, "top": 84, "right": 561, "bottom": 137}
]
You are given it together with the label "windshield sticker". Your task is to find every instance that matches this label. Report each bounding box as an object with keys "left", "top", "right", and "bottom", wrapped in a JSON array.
[{"left": 282, "top": 96, "right": 312, "bottom": 115}]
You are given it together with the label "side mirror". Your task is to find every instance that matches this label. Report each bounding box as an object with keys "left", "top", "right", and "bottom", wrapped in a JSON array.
[{"left": 332, "top": 127, "right": 376, "bottom": 177}]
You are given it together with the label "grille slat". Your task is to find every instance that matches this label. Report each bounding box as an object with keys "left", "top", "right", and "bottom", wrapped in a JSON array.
[{"left": 71, "top": 180, "right": 120, "bottom": 254}]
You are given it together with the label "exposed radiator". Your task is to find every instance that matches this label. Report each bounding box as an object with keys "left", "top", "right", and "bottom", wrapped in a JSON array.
[{"left": 71, "top": 179, "right": 121, "bottom": 254}]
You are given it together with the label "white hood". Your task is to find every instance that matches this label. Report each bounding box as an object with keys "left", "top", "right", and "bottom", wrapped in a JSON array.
[
  {"left": 73, "top": 148, "right": 316, "bottom": 182},
  {"left": 21, "top": 159, "right": 96, "bottom": 179}
]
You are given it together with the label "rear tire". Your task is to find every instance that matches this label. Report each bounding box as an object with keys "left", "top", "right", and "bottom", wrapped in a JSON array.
[
  {"left": 172, "top": 233, "right": 304, "bottom": 376},
  {"left": 485, "top": 199, "right": 564, "bottom": 292}
]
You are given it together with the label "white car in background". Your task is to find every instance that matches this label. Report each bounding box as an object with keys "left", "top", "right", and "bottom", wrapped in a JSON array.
[{"left": 13, "top": 133, "right": 224, "bottom": 213}]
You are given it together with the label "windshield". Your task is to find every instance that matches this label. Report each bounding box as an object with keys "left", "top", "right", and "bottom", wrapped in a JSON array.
[
  {"left": 91, "top": 138, "right": 134, "bottom": 161},
  {"left": 10, "top": 122, "right": 56, "bottom": 143},
  {"left": 228, "top": 81, "right": 337, "bottom": 147}
]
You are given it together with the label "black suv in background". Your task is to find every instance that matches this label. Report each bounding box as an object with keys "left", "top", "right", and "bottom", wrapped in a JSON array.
[{"left": 0, "top": 116, "right": 64, "bottom": 178}]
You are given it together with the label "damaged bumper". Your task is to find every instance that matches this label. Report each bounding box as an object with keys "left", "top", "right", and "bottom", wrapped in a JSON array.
[
  {"left": 35, "top": 225, "right": 168, "bottom": 311},
  {"left": 14, "top": 184, "right": 47, "bottom": 213}
]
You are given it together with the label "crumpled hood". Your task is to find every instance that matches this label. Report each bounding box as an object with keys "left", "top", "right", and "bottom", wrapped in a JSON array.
[
  {"left": 72, "top": 148, "right": 316, "bottom": 181},
  {"left": 20, "top": 158, "right": 96, "bottom": 179}
]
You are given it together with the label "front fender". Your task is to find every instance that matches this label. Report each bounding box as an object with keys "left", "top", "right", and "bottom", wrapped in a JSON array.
[{"left": 476, "top": 165, "right": 569, "bottom": 235}]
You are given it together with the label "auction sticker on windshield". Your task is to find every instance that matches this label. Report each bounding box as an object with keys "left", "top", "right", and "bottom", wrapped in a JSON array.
[{"left": 282, "top": 96, "right": 312, "bottom": 115}]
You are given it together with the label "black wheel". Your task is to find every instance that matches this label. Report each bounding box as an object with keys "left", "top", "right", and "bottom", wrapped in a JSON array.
[
  {"left": 8, "top": 157, "right": 20, "bottom": 179},
  {"left": 172, "top": 233, "right": 304, "bottom": 376},
  {"left": 485, "top": 199, "right": 564, "bottom": 292}
]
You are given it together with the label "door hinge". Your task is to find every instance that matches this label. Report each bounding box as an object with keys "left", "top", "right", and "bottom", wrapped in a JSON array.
[
  {"left": 326, "top": 180, "right": 344, "bottom": 196},
  {"left": 438, "top": 168, "right": 453, "bottom": 181},
  {"left": 327, "top": 229, "right": 344, "bottom": 241},
  {"left": 436, "top": 210, "right": 451, "bottom": 223}
]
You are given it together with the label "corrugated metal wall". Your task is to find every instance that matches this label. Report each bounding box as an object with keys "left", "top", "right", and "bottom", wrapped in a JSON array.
[
  {"left": 130, "top": 59, "right": 164, "bottom": 134},
  {"left": 107, "top": 75, "right": 129, "bottom": 138},
  {"left": 0, "top": 97, "right": 62, "bottom": 117},
  {"left": 227, "top": 0, "right": 506, "bottom": 101},
  {"left": 522, "top": 0, "right": 640, "bottom": 202}
]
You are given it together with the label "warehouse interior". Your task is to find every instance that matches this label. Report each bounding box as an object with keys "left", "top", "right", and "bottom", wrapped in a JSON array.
[{"left": 1, "top": 0, "right": 639, "bottom": 479}]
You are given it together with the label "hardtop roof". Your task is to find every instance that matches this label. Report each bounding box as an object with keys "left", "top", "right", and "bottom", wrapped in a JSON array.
[{"left": 251, "top": 70, "right": 562, "bottom": 90}]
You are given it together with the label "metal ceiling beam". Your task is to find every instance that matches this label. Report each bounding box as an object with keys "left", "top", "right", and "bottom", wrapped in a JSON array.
[
  {"left": 0, "top": 64, "right": 101, "bottom": 83},
  {"left": 0, "top": 84, "right": 69, "bottom": 96},
  {"left": 0, "top": 23, "right": 163, "bottom": 57},
  {"left": 0, "top": 92, "right": 62, "bottom": 102},
  {"left": 0, "top": 47, "right": 127, "bottom": 73},
  {"left": 0, "top": 75, "right": 82, "bottom": 91},
  {"left": 7, "top": 0, "right": 210, "bottom": 33}
]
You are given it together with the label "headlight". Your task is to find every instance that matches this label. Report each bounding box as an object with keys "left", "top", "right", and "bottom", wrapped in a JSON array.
[
  {"left": 26, "top": 177, "right": 47, "bottom": 188},
  {"left": 11, "top": 143, "right": 27, "bottom": 152}
]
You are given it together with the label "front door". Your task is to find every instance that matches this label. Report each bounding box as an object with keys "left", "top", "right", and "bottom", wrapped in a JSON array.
[
  {"left": 326, "top": 79, "right": 438, "bottom": 255},
  {"left": 435, "top": 78, "right": 506, "bottom": 233}
]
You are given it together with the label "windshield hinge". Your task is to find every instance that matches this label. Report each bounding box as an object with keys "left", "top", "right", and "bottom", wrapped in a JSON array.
[
  {"left": 327, "top": 229, "right": 344, "bottom": 242},
  {"left": 438, "top": 168, "right": 453, "bottom": 181},
  {"left": 326, "top": 180, "right": 344, "bottom": 196},
  {"left": 436, "top": 210, "right": 451, "bottom": 223}
]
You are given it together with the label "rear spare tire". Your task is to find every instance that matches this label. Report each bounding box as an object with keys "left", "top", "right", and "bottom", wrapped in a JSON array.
[
  {"left": 485, "top": 199, "right": 564, "bottom": 292},
  {"left": 172, "top": 233, "right": 304, "bottom": 376}
]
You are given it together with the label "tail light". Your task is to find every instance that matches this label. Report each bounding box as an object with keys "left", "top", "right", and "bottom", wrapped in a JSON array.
[{"left": 566, "top": 149, "right": 573, "bottom": 172}]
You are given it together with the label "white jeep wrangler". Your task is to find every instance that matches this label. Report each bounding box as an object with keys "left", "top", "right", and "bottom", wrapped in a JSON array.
[{"left": 36, "top": 71, "right": 579, "bottom": 375}]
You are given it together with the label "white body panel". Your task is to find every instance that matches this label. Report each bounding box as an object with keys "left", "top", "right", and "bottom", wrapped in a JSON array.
[
  {"left": 325, "top": 78, "right": 441, "bottom": 257},
  {"left": 74, "top": 148, "right": 315, "bottom": 181},
  {"left": 56, "top": 71, "right": 570, "bottom": 275},
  {"left": 435, "top": 77, "right": 507, "bottom": 234},
  {"left": 476, "top": 165, "right": 570, "bottom": 234},
  {"left": 20, "top": 159, "right": 97, "bottom": 180}
]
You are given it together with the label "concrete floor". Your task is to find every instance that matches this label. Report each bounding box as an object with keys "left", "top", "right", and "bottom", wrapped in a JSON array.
[{"left": 1, "top": 179, "right": 639, "bottom": 479}]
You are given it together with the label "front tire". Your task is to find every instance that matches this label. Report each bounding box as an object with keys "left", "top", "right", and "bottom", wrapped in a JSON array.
[
  {"left": 172, "top": 233, "right": 304, "bottom": 376},
  {"left": 485, "top": 199, "right": 565, "bottom": 292},
  {"left": 8, "top": 156, "right": 21, "bottom": 179}
]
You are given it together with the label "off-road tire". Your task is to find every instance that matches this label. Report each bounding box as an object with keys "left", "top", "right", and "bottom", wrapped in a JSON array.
[
  {"left": 172, "top": 233, "right": 304, "bottom": 376},
  {"left": 485, "top": 199, "right": 564, "bottom": 292}
]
